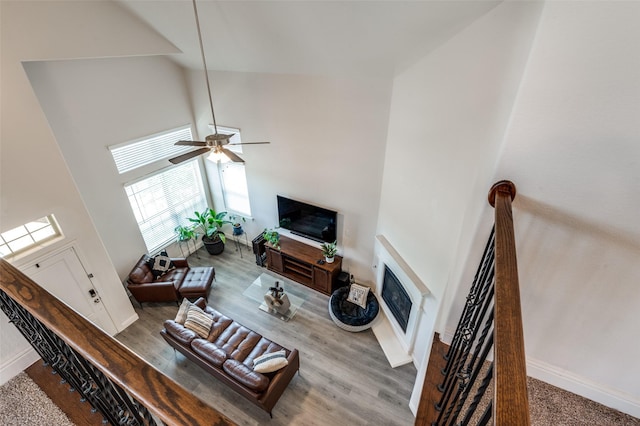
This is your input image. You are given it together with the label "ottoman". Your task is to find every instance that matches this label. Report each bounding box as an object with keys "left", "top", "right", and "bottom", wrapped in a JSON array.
[{"left": 178, "top": 267, "right": 215, "bottom": 302}]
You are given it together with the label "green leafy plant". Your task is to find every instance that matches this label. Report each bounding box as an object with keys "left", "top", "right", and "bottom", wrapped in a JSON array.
[
  {"left": 229, "top": 214, "right": 247, "bottom": 236},
  {"left": 174, "top": 224, "right": 197, "bottom": 242},
  {"left": 229, "top": 214, "right": 247, "bottom": 227},
  {"left": 188, "top": 208, "right": 231, "bottom": 243},
  {"left": 320, "top": 240, "right": 337, "bottom": 258},
  {"left": 263, "top": 228, "right": 280, "bottom": 249},
  {"left": 174, "top": 224, "right": 198, "bottom": 257}
]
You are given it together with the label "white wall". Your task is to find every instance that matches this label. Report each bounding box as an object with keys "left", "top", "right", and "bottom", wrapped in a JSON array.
[
  {"left": 23, "top": 56, "right": 197, "bottom": 278},
  {"left": 377, "top": 2, "right": 544, "bottom": 413},
  {"left": 378, "top": 1, "right": 542, "bottom": 304},
  {"left": 491, "top": 1, "right": 640, "bottom": 415},
  {"left": 4, "top": 0, "right": 638, "bottom": 417},
  {"left": 188, "top": 70, "right": 393, "bottom": 281},
  {"left": 0, "top": 0, "right": 178, "bottom": 384}
]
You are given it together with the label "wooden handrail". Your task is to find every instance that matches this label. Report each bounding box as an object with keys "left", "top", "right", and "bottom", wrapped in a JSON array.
[
  {"left": 415, "top": 180, "right": 529, "bottom": 425},
  {"left": 0, "top": 259, "right": 235, "bottom": 426},
  {"left": 489, "top": 180, "right": 530, "bottom": 425}
]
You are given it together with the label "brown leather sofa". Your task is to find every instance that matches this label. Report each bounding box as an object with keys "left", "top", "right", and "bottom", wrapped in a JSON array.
[
  {"left": 126, "top": 255, "right": 214, "bottom": 305},
  {"left": 160, "top": 298, "right": 300, "bottom": 417}
]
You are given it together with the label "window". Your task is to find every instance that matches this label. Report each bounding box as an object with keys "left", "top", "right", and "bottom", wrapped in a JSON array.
[
  {"left": 125, "top": 160, "right": 207, "bottom": 253},
  {"left": 0, "top": 215, "right": 62, "bottom": 257},
  {"left": 210, "top": 126, "right": 252, "bottom": 217},
  {"left": 109, "top": 126, "right": 193, "bottom": 174},
  {"left": 220, "top": 163, "right": 251, "bottom": 216},
  {"left": 110, "top": 125, "right": 209, "bottom": 253}
]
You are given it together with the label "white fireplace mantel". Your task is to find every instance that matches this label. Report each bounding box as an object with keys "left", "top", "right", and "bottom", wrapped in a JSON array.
[{"left": 372, "top": 234, "right": 431, "bottom": 367}]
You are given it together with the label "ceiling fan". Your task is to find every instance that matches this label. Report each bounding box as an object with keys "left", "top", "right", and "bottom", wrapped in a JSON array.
[{"left": 169, "top": 0, "right": 269, "bottom": 165}]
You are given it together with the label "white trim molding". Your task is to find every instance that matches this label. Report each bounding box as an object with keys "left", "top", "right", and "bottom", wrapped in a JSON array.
[
  {"left": 0, "top": 347, "right": 40, "bottom": 385},
  {"left": 527, "top": 357, "right": 640, "bottom": 419},
  {"left": 372, "top": 235, "right": 432, "bottom": 366}
]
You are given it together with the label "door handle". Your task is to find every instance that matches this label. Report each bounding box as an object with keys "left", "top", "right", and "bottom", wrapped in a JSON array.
[{"left": 88, "top": 289, "right": 97, "bottom": 298}]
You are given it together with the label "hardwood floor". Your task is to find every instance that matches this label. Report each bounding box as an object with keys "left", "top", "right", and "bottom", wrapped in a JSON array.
[{"left": 115, "top": 244, "right": 417, "bottom": 425}]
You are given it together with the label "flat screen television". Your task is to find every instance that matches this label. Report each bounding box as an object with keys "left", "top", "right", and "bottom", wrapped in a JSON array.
[{"left": 277, "top": 195, "right": 337, "bottom": 243}]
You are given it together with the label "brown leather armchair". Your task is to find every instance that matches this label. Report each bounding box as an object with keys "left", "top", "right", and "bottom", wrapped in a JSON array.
[{"left": 126, "top": 256, "right": 189, "bottom": 305}]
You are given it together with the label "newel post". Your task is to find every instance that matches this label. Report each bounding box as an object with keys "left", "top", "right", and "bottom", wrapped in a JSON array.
[{"left": 488, "top": 180, "right": 530, "bottom": 426}]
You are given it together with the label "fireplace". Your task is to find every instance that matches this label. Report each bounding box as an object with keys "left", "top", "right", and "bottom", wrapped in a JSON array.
[
  {"left": 372, "top": 235, "right": 432, "bottom": 368},
  {"left": 382, "top": 265, "right": 412, "bottom": 333}
]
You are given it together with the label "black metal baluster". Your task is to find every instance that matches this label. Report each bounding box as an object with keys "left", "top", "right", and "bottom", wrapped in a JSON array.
[
  {"left": 476, "top": 399, "right": 493, "bottom": 426},
  {"left": 435, "top": 327, "right": 473, "bottom": 420},
  {"left": 428, "top": 229, "right": 500, "bottom": 425},
  {"left": 436, "top": 269, "right": 494, "bottom": 421},
  {"left": 441, "top": 370, "right": 469, "bottom": 426},
  {"left": 442, "top": 241, "right": 494, "bottom": 381},
  {"left": 0, "top": 289, "right": 158, "bottom": 426},
  {"left": 438, "top": 275, "right": 492, "bottom": 402},
  {"left": 460, "top": 356, "right": 494, "bottom": 426},
  {"left": 444, "top": 311, "right": 493, "bottom": 424},
  {"left": 449, "top": 317, "right": 494, "bottom": 425},
  {"left": 442, "top": 228, "right": 494, "bottom": 366}
]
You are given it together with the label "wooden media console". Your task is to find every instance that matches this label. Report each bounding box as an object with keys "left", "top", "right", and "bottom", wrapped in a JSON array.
[{"left": 266, "top": 235, "right": 342, "bottom": 295}]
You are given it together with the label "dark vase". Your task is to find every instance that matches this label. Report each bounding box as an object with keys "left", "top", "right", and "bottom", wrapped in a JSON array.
[{"left": 202, "top": 234, "right": 225, "bottom": 255}]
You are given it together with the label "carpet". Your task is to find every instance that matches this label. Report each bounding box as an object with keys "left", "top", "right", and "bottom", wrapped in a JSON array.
[
  {"left": 528, "top": 377, "right": 640, "bottom": 426},
  {"left": 0, "top": 372, "right": 75, "bottom": 426}
]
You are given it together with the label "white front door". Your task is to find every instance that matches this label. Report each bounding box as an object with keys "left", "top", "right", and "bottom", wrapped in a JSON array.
[{"left": 21, "top": 246, "right": 117, "bottom": 335}]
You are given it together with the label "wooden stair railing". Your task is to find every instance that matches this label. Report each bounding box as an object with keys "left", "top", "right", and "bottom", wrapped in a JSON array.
[
  {"left": 490, "top": 181, "right": 530, "bottom": 425},
  {"left": 415, "top": 180, "right": 529, "bottom": 425},
  {"left": 0, "top": 259, "right": 235, "bottom": 426}
]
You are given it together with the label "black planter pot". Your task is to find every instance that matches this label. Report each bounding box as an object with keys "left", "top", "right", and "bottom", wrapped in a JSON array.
[{"left": 202, "top": 234, "right": 225, "bottom": 255}]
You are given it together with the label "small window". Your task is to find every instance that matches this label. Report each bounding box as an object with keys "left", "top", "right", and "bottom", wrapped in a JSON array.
[
  {"left": 0, "top": 215, "right": 62, "bottom": 257},
  {"left": 109, "top": 126, "right": 193, "bottom": 174},
  {"left": 209, "top": 125, "right": 252, "bottom": 217},
  {"left": 220, "top": 163, "right": 251, "bottom": 216}
]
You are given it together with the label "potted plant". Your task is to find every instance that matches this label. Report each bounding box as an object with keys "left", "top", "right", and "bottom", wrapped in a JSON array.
[
  {"left": 263, "top": 228, "right": 280, "bottom": 250},
  {"left": 320, "top": 240, "right": 337, "bottom": 263},
  {"left": 229, "top": 214, "right": 246, "bottom": 236},
  {"left": 174, "top": 224, "right": 197, "bottom": 257},
  {"left": 188, "top": 208, "right": 231, "bottom": 255}
]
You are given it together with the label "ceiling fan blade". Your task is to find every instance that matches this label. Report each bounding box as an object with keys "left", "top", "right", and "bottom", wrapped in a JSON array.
[
  {"left": 168, "top": 147, "right": 211, "bottom": 164},
  {"left": 176, "top": 140, "right": 207, "bottom": 146},
  {"left": 221, "top": 148, "right": 245, "bottom": 163},
  {"left": 227, "top": 141, "right": 271, "bottom": 145}
]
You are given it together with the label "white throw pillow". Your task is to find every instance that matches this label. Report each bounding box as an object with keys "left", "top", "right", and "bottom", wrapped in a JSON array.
[
  {"left": 347, "top": 283, "right": 370, "bottom": 309},
  {"left": 253, "top": 350, "right": 288, "bottom": 373},
  {"left": 174, "top": 298, "right": 191, "bottom": 324}
]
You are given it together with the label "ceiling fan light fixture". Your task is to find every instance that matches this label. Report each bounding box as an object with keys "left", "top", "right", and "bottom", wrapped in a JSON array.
[{"left": 208, "top": 149, "right": 229, "bottom": 163}]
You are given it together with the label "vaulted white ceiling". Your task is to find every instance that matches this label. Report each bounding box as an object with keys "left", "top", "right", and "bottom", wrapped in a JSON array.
[{"left": 117, "top": 0, "right": 500, "bottom": 78}]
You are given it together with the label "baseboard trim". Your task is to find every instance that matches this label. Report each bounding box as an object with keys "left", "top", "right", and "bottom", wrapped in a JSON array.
[
  {"left": 0, "top": 347, "right": 40, "bottom": 385},
  {"left": 437, "top": 331, "right": 640, "bottom": 418},
  {"left": 441, "top": 328, "right": 455, "bottom": 346},
  {"left": 527, "top": 357, "right": 640, "bottom": 418},
  {"left": 118, "top": 313, "right": 139, "bottom": 332}
]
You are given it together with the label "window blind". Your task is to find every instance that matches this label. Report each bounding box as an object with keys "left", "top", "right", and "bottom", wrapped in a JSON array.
[
  {"left": 110, "top": 126, "right": 193, "bottom": 174},
  {"left": 125, "top": 160, "right": 207, "bottom": 253}
]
